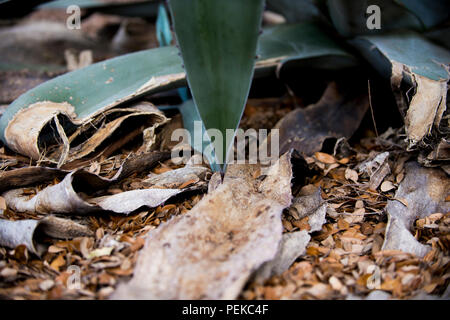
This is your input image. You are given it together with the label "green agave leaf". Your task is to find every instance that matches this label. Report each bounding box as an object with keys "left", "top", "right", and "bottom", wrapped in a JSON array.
[
  {"left": 396, "top": 0, "right": 450, "bottom": 30},
  {"left": 155, "top": 3, "right": 189, "bottom": 102},
  {"left": 351, "top": 31, "right": 450, "bottom": 147},
  {"left": 327, "top": 0, "right": 424, "bottom": 37},
  {"left": 40, "top": 0, "right": 161, "bottom": 17},
  {"left": 257, "top": 23, "right": 358, "bottom": 73},
  {"left": 169, "top": 0, "right": 265, "bottom": 172},
  {"left": 177, "top": 100, "right": 220, "bottom": 172},
  {"left": 266, "top": 0, "right": 328, "bottom": 24},
  {"left": 156, "top": 4, "right": 173, "bottom": 47}
]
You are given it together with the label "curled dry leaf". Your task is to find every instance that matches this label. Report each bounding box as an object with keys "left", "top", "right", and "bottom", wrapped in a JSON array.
[
  {"left": 267, "top": 81, "right": 369, "bottom": 157},
  {"left": 2, "top": 171, "right": 183, "bottom": 215},
  {"left": 382, "top": 162, "right": 450, "bottom": 257},
  {"left": 0, "top": 216, "right": 92, "bottom": 256},
  {"left": 143, "top": 166, "right": 209, "bottom": 189},
  {"left": 112, "top": 152, "right": 293, "bottom": 299},
  {"left": 357, "top": 151, "right": 391, "bottom": 190},
  {"left": 4, "top": 101, "right": 167, "bottom": 168},
  {"left": 252, "top": 230, "right": 310, "bottom": 284},
  {"left": 1, "top": 152, "right": 180, "bottom": 215},
  {"left": 352, "top": 32, "right": 450, "bottom": 160},
  {"left": 344, "top": 168, "right": 358, "bottom": 183},
  {"left": 289, "top": 185, "right": 327, "bottom": 233}
]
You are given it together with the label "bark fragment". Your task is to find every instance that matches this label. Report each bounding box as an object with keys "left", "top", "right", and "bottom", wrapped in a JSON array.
[
  {"left": 0, "top": 216, "right": 92, "bottom": 256},
  {"left": 112, "top": 152, "right": 293, "bottom": 299},
  {"left": 382, "top": 162, "right": 450, "bottom": 257}
]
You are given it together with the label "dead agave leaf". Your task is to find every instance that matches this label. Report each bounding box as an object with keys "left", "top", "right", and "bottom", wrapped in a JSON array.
[
  {"left": 112, "top": 152, "right": 293, "bottom": 299},
  {"left": 1, "top": 152, "right": 179, "bottom": 215},
  {"left": 2, "top": 171, "right": 182, "bottom": 215},
  {"left": 252, "top": 230, "right": 310, "bottom": 284},
  {"left": 252, "top": 185, "right": 327, "bottom": 284},
  {"left": 382, "top": 162, "right": 450, "bottom": 257},
  {"left": 0, "top": 216, "right": 92, "bottom": 256},
  {"left": 267, "top": 81, "right": 369, "bottom": 157},
  {"left": 0, "top": 167, "right": 68, "bottom": 194},
  {"left": 352, "top": 32, "right": 450, "bottom": 159},
  {"left": 143, "top": 166, "right": 209, "bottom": 189},
  {"left": 4, "top": 101, "right": 167, "bottom": 167},
  {"left": 289, "top": 185, "right": 327, "bottom": 233}
]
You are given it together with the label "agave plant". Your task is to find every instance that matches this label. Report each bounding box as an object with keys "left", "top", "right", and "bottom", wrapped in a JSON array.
[{"left": 0, "top": 0, "right": 448, "bottom": 172}]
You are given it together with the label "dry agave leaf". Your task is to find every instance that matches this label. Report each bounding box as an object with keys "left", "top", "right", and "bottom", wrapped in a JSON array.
[
  {"left": 268, "top": 81, "right": 369, "bottom": 157},
  {"left": 0, "top": 216, "right": 92, "bottom": 256},
  {"left": 252, "top": 185, "right": 327, "bottom": 284},
  {"left": 4, "top": 101, "right": 167, "bottom": 168},
  {"left": 0, "top": 150, "right": 168, "bottom": 194},
  {"left": 143, "top": 166, "right": 209, "bottom": 189},
  {"left": 253, "top": 230, "right": 310, "bottom": 284},
  {"left": 382, "top": 162, "right": 450, "bottom": 257},
  {"left": 2, "top": 171, "right": 182, "bottom": 215},
  {"left": 1, "top": 152, "right": 178, "bottom": 215},
  {"left": 352, "top": 32, "right": 450, "bottom": 156},
  {"left": 290, "top": 185, "right": 327, "bottom": 233},
  {"left": 0, "top": 167, "right": 68, "bottom": 194},
  {"left": 112, "top": 152, "right": 293, "bottom": 299}
]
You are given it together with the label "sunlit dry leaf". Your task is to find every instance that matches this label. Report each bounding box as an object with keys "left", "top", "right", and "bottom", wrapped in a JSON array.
[
  {"left": 88, "top": 247, "right": 114, "bottom": 259},
  {"left": 315, "top": 152, "right": 336, "bottom": 164},
  {"left": 50, "top": 254, "right": 65, "bottom": 272},
  {"left": 383, "top": 162, "right": 449, "bottom": 257},
  {"left": 380, "top": 181, "right": 396, "bottom": 192},
  {"left": 345, "top": 168, "right": 358, "bottom": 183}
]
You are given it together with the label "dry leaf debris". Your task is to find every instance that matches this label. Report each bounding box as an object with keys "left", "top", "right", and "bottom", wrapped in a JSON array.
[{"left": 0, "top": 91, "right": 448, "bottom": 300}]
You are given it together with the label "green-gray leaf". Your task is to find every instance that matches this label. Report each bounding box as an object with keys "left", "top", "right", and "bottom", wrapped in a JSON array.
[{"left": 169, "top": 0, "right": 265, "bottom": 171}]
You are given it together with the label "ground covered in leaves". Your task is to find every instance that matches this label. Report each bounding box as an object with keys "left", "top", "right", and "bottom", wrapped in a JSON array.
[
  {"left": 0, "top": 100, "right": 448, "bottom": 299},
  {"left": 0, "top": 6, "right": 449, "bottom": 300}
]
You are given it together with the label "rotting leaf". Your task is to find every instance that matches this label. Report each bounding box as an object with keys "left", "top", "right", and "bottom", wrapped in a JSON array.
[
  {"left": 5, "top": 101, "right": 168, "bottom": 167},
  {"left": 351, "top": 32, "right": 450, "bottom": 154},
  {"left": 0, "top": 216, "right": 92, "bottom": 256},
  {"left": 2, "top": 170, "right": 184, "bottom": 215},
  {"left": 0, "top": 151, "right": 169, "bottom": 193},
  {"left": 382, "top": 162, "right": 450, "bottom": 257},
  {"left": 143, "top": 166, "right": 209, "bottom": 189},
  {"left": 252, "top": 230, "right": 311, "bottom": 284},
  {"left": 112, "top": 152, "right": 293, "bottom": 299},
  {"left": 268, "top": 81, "right": 369, "bottom": 157}
]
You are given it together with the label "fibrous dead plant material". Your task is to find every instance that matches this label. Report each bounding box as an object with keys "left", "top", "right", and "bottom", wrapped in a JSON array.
[
  {"left": 1, "top": 151, "right": 182, "bottom": 215},
  {"left": 4, "top": 101, "right": 167, "bottom": 168},
  {"left": 252, "top": 230, "right": 310, "bottom": 284},
  {"left": 0, "top": 151, "right": 169, "bottom": 193},
  {"left": 112, "top": 152, "right": 293, "bottom": 299},
  {"left": 0, "top": 216, "right": 92, "bottom": 256},
  {"left": 382, "top": 162, "right": 450, "bottom": 257}
]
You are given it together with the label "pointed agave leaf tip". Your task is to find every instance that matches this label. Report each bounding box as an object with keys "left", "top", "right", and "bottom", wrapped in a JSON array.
[{"left": 169, "top": 0, "right": 265, "bottom": 172}]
